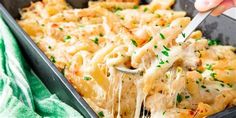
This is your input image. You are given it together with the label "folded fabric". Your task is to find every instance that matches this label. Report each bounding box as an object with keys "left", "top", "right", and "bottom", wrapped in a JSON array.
[{"left": 0, "top": 15, "right": 83, "bottom": 118}]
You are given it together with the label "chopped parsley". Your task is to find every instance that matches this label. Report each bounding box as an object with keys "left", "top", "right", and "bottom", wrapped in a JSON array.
[
  {"left": 196, "top": 80, "right": 199, "bottom": 84},
  {"left": 156, "top": 54, "right": 159, "bottom": 58},
  {"left": 50, "top": 56, "right": 56, "bottom": 63},
  {"left": 131, "top": 39, "right": 138, "bottom": 47},
  {"left": 215, "top": 88, "right": 220, "bottom": 91},
  {"left": 210, "top": 72, "right": 217, "bottom": 78},
  {"left": 205, "top": 64, "right": 213, "bottom": 70},
  {"left": 98, "top": 111, "right": 105, "bottom": 117},
  {"left": 133, "top": 5, "right": 139, "bottom": 9},
  {"left": 157, "top": 65, "right": 161, "bottom": 68},
  {"left": 163, "top": 45, "right": 170, "bottom": 51},
  {"left": 159, "top": 60, "right": 165, "bottom": 64},
  {"left": 114, "top": 7, "right": 122, "bottom": 12},
  {"left": 92, "top": 37, "right": 99, "bottom": 45},
  {"left": 185, "top": 96, "right": 190, "bottom": 99},
  {"left": 61, "top": 66, "right": 66, "bottom": 76},
  {"left": 220, "top": 83, "right": 225, "bottom": 87},
  {"left": 201, "top": 85, "right": 206, "bottom": 89},
  {"left": 149, "top": 36, "right": 153, "bottom": 42},
  {"left": 143, "top": 7, "right": 148, "bottom": 12},
  {"left": 154, "top": 45, "right": 158, "bottom": 49},
  {"left": 227, "top": 83, "right": 233, "bottom": 88},
  {"left": 208, "top": 39, "right": 220, "bottom": 46},
  {"left": 64, "top": 35, "right": 71, "bottom": 42},
  {"left": 48, "top": 46, "right": 52, "bottom": 49},
  {"left": 159, "top": 33, "right": 165, "bottom": 40},
  {"left": 163, "top": 111, "right": 166, "bottom": 115},
  {"left": 176, "top": 93, "right": 182, "bottom": 103},
  {"left": 59, "top": 27, "right": 63, "bottom": 31},
  {"left": 84, "top": 76, "right": 92, "bottom": 81},
  {"left": 156, "top": 14, "right": 161, "bottom": 18},
  {"left": 161, "top": 50, "right": 169, "bottom": 56},
  {"left": 213, "top": 78, "right": 223, "bottom": 83},
  {"left": 181, "top": 32, "right": 186, "bottom": 38},
  {"left": 196, "top": 69, "right": 203, "bottom": 74}
]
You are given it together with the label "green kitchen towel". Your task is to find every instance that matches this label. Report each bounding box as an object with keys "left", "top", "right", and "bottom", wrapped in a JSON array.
[{"left": 0, "top": 15, "right": 83, "bottom": 118}]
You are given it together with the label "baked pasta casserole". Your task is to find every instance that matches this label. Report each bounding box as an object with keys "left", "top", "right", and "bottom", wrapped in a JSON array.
[{"left": 18, "top": 0, "right": 236, "bottom": 117}]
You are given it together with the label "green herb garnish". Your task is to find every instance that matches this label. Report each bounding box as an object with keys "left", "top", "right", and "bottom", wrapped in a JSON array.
[
  {"left": 196, "top": 80, "right": 199, "bottom": 84},
  {"left": 149, "top": 36, "right": 153, "bottom": 42},
  {"left": 131, "top": 39, "right": 138, "bottom": 47},
  {"left": 154, "top": 45, "right": 158, "bottom": 49},
  {"left": 133, "top": 5, "right": 139, "bottom": 9},
  {"left": 84, "top": 76, "right": 92, "bottom": 81},
  {"left": 98, "top": 111, "right": 105, "bottom": 117},
  {"left": 201, "top": 85, "right": 206, "bottom": 88},
  {"left": 160, "top": 33, "right": 165, "bottom": 40},
  {"left": 156, "top": 14, "right": 161, "bottom": 18},
  {"left": 61, "top": 66, "right": 66, "bottom": 76},
  {"left": 196, "top": 69, "right": 203, "bottom": 73},
  {"left": 163, "top": 111, "right": 166, "bottom": 115},
  {"left": 227, "top": 83, "right": 233, "bottom": 88},
  {"left": 143, "top": 7, "right": 148, "bottom": 12},
  {"left": 220, "top": 83, "right": 225, "bottom": 87},
  {"left": 176, "top": 93, "right": 182, "bottom": 103},
  {"left": 161, "top": 50, "right": 169, "bottom": 56},
  {"left": 156, "top": 54, "right": 159, "bottom": 58},
  {"left": 159, "top": 60, "right": 165, "bottom": 64},
  {"left": 114, "top": 7, "right": 122, "bottom": 12},
  {"left": 92, "top": 37, "right": 99, "bottom": 45},
  {"left": 50, "top": 56, "right": 56, "bottom": 63},
  {"left": 208, "top": 39, "right": 220, "bottom": 46},
  {"left": 64, "top": 35, "right": 71, "bottom": 42},
  {"left": 181, "top": 32, "right": 186, "bottom": 38},
  {"left": 163, "top": 45, "right": 170, "bottom": 51},
  {"left": 185, "top": 96, "right": 190, "bottom": 99},
  {"left": 206, "top": 64, "right": 213, "bottom": 70},
  {"left": 210, "top": 72, "right": 217, "bottom": 78},
  {"left": 59, "top": 27, "right": 63, "bottom": 31}
]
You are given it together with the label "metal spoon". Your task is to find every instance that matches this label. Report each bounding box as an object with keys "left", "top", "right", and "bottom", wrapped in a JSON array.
[
  {"left": 115, "top": 10, "right": 214, "bottom": 74},
  {"left": 115, "top": 66, "right": 143, "bottom": 74}
]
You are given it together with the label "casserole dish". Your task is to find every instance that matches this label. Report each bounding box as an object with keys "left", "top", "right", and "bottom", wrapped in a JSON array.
[{"left": 0, "top": 1, "right": 235, "bottom": 117}]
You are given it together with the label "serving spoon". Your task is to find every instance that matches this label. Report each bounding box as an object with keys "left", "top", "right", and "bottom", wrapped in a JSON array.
[{"left": 115, "top": 10, "right": 214, "bottom": 74}]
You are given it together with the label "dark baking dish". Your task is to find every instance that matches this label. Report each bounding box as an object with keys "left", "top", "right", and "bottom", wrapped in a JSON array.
[
  {"left": 0, "top": 1, "right": 97, "bottom": 118},
  {"left": 0, "top": 0, "right": 236, "bottom": 117}
]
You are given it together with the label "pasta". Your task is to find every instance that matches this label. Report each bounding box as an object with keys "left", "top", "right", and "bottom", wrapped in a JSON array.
[{"left": 18, "top": 0, "right": 236, "bottom": 117}]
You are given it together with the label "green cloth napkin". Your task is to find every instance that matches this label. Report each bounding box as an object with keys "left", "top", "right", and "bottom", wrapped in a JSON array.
[{"left": 0, "top": 15, "right": 83, "bottom": 118}]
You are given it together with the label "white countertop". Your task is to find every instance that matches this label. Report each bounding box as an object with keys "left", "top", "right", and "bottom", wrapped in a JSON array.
[{"left": 224, "top": 7, "right": 236, "bottom": 20}]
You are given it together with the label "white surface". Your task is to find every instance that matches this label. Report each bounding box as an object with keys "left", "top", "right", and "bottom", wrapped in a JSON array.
[{"left": 223, "top": 7, "right": 236, "bottom": 20}]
